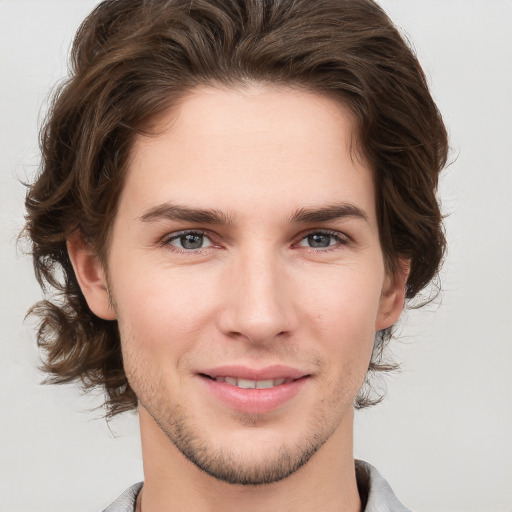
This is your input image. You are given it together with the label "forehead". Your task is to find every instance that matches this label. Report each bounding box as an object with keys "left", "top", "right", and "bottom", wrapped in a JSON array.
[{"left": 121, "top": 84, "right": 375, "bottom": 224}]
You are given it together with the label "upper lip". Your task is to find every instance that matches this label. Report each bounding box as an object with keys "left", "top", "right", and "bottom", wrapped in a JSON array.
[{"left": 199, "top": 365, "right": 309, "bottom": 381}]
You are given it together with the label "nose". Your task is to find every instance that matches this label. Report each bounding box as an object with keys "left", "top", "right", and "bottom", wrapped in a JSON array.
[{"left": 217, "top": 247, "right": 297, "bottom": 344}]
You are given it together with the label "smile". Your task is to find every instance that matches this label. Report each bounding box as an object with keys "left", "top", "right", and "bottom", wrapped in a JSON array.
[
  {"left": 210, "top": 376, "right": 292, "bottom": 389},
  {"left": 198, "top": 367, "right": 310, "bottom": 414}
]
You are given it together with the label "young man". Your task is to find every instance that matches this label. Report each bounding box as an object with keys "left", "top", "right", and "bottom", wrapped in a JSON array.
[{"left": 24, "top": 0, "right": 448, "bottom": 510}]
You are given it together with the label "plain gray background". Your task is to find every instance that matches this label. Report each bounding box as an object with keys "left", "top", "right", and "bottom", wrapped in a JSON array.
[{"left": 1, "top": 1, "right": 511, "bottom": 511}]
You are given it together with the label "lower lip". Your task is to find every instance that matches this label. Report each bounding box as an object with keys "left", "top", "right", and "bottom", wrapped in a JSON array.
[{"left": 199, "top": 376, "right": 309, "bottom": 414}]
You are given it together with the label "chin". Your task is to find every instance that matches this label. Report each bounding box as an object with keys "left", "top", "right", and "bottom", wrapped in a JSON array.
[{"left": 143, "top": 399, "right": 341, "bottom": 486}]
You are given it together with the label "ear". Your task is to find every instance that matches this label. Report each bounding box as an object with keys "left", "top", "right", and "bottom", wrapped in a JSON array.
[
  {"left": 375, "top": 259, "right": 410, "bottom": 331},
  {"left": 66, "top": 231, "right": 116, "bottom": 320}
]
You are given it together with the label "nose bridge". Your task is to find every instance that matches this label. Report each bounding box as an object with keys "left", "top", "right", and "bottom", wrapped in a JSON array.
[{"left": 220, "top": 244, "right": 295, "bottom": 342}]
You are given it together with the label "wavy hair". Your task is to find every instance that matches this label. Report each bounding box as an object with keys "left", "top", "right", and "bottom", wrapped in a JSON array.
[{"left": 24, "top": 0, "right": 448, "bottom": 417}]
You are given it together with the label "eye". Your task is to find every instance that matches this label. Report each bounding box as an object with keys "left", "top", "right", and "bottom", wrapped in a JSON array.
[
  {"left": 163, "top": 231, "right": 214, "bottom": 251},
  {"left": 297, "top": 231, "right": 348, "bottom": 249}
]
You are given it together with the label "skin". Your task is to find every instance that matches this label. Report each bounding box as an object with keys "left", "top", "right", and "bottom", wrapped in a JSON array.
[{"left": 69, "top": 84, "right": 408, "bottom": 512}]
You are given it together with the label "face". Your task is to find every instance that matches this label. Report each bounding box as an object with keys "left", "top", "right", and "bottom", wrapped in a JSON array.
[{"left": 76, "top": 84, "right": 405, "bottom": 485}]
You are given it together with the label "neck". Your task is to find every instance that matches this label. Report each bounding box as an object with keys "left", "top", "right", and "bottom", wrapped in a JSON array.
[{"left": 137, "top": 408, "right": 361, "bottom": 512}]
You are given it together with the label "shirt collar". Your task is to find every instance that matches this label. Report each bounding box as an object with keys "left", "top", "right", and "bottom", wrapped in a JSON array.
[{"left": 355, "top": 459, "right": 412, "bottom": 512}]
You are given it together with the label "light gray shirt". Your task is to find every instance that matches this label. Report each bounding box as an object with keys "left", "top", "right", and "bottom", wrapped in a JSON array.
[{"left": 102, "top": 459, "right": 411, "bottom": 512}]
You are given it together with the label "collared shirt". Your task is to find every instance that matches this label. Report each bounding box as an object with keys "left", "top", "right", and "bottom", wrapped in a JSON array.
[{"left": 102, "top": 460, "right": 411, "bottom": 512}]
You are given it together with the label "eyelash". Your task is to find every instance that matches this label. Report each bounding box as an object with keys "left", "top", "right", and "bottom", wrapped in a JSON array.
[
  {"left": 160, "top": 230, "right": 216, "bottom": 254},
  {"left": 295, "top": 230, "right": 350, "bottom": 252},
  {"left": 160, "top": 229, "right": 350, "bottom": 254}
]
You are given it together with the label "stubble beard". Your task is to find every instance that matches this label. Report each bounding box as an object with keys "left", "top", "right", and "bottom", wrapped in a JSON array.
[
  {"left": 120, "top": 339, "right": 355, "bottom": 487},
  {"left": 113, "top": 289, "right": 355, "bottom": 487},
  {"left": 138, "top": 397, "right": 333, "bottom": 486},
  {"left": 110, "top": 293, "right": 336, "bottom": 486},
  {"left": 122, "top": 345, "right": 354, "bottom": 487}
]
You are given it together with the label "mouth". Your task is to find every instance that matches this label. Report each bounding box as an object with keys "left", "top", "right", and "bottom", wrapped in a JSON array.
[
  {"left": 200, "top": 374, "right": 295, "bottom": 389},
  {"left": 197, "top": 365, "right": 310, "bottom": 414}
]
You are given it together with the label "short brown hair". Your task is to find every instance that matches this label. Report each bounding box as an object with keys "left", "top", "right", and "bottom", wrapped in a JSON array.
[{"left": 24, "top": 0, "right": 448, "bottom": 417}]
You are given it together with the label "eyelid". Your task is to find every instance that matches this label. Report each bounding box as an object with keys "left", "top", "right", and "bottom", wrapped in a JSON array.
[
  {"left": 158, "top": 228, "right": 350, "bottom": 253},
  {"left": 160, "top": 229, "right": 217, "bottom": 252},
  {"left": 293, "top": 229, "right": 351, "bottom": 249}
]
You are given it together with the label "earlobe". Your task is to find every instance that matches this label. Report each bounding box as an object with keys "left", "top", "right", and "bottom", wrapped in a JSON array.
[
  {"left": 375, "top": 259, "right": 410, "bottom": 331},
  {"left": 66, "top": 232, "right": 116, "bottom": 320}
]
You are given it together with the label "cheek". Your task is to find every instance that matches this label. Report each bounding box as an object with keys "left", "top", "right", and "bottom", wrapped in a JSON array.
[
  {"left": 111, "top": 265, "right": 219, "bottom": 357},
  {"left": 297, "top": 266, "right": 383, "bottom": 364},
  {"left": 300, "top": 264, "right": 383, "bottom": 330}
]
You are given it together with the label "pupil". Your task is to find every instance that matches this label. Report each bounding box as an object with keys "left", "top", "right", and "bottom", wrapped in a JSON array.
[
  {"left": 181, "top": 233, "right": 203, "bottom": 249},
  {"left": 308, "top": 233, "right": 330, "bottom": 248}
]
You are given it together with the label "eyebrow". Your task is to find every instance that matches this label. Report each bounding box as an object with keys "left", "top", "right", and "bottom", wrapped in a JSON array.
[
  {"left": 139, "top": 202, "right": 368, "bottom": 226},
  {"left": 289, "top": 203, "right": 369, "bottom": 224},
  {"left": 139, "top": 204, "right": 235, "bottom": 225}
]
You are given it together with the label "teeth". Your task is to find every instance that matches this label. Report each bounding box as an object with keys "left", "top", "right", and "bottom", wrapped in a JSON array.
[
  {"left": 256, "top": 379, "right": 275, "bottom": 389},
  {"left": 215, "top": 377, "right": 289, "bottom": 389},
  {"left": 237, "top": 378, "right": 255, "bottom": 389}
]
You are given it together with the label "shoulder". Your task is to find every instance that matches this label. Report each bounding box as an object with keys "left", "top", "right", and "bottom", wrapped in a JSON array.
[
  {"left": 355, "top": 460, "right": 413, "bottom": 512},
  {"left": 101, "top": 482, "right": 143, "bottom": 512}
]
